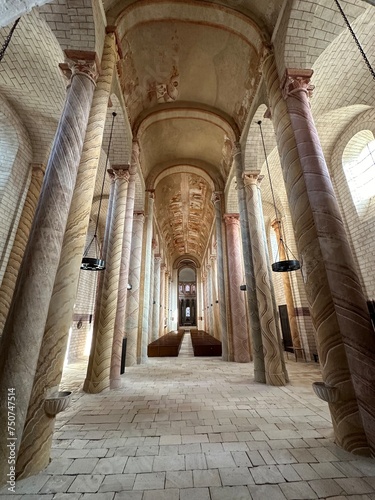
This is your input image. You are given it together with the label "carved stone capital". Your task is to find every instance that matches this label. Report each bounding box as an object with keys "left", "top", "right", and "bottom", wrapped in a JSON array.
[
  {"left": 281, "top": 69, "right": 314, "bottom": 100},
  {"left": 211, "top": 192, "right": 222, "bottom": 205},
  {"left": 147, "top": 189, "right": 155, "bottom": 200},
  {"left": 107, "top": 169, "right": 116, "bottom": 182},
  {"left": 133, "top": 211, "right": 145, "bottom": 222},
  {"left": 243, "top": 171, "right": 260, "bottom": 187},
  {"left": 60, "top": 50, "right": 100, "bottom": 85},
  {"left": 232, "top": 142, "right": 241, "bottom": 157},
  {"left": 210, "top": 254, "right": 216, "bottom": 262},
  {"left": 30, "top": 163, "right": 46, "bottom": 179},
  {"left": 161, "top": 263, "right": 167, "bottom": 271},
  {"left": 224, "top": 213, "right": 240, "bottom": 226},
  {"left": 112, "top": 165, "right": 130, "bottom": 181}
]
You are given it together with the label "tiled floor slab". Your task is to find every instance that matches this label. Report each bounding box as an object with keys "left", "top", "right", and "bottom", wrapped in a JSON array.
[{"left": 2, "top": 355, "right": 375, "bottom": 498}]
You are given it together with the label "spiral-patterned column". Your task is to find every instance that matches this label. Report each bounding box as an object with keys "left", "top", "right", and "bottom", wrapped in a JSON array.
[
  {"left": 209, "top": 255, "right": 220, "bottom": 340},
  {"left": 234, "top": 145, "right": 265, "bottom": 381},
  {"left": 110, "top": 148, "right": 138, "bottom": 387},
  {"left": 211, "top": 193, "right": 229, "bottom": 360},
  {"left": 264, "top": 55, "right": 375, "bottom": 454},
  {"left": 140, "top": 191, "right": 155, "bottom": 362},
  {"left": 224, "top": 214, "right": 251, "bottom": 363},
  {"left": 243, "top": 173, "right": 285, "bottom": 386},
  {"left": 151, "top": 255, "right": 161, "bottom": 341},
  {"left": 14, "top": 38, "right": 117, "bottom": 480},
  {"left": 84, "top": 167, "right": 129, "bottom": 393},
  {"left": 0, "top": 54, "right": 97, "bottom": 483},
  {"left": 159, "top": 263, "right": 166, "bottom": 336},
  {"left": 125, "top": 211, "right": 145, "bottom": 366},
  {"left": 0, "top": 164, "right": 45, "bottom": 335}
]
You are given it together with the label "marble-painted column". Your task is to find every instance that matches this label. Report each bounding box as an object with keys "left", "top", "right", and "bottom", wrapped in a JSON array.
[
  {"left": 15, "top": 37, "right": 118, "bottom": 479},
  {"left": 211, "top": 193, "right": 229, "bottom": 361},
  {"left": 0, "top": 164, "right": 45, "bottom": 335},
  {"left": 84, "top": 167, "right": 129, "bottom": 393},
  {"left": 207, "top": 264, "right": 214, "bottom": 336},
  {"left": 110, "top": 148, "right": 138, "bottom": 388},
  {"left": 271, "top": 219, "right": 302, "bottom": 352},
  {"left": 152, "top": 255, "right": 161, "bottom": 342},
  {"left": 209, "top": 255, "right": 220, "bottom": 339},
  {"left": 0, "top": 53, "right": 98, "bottom": 481},
  {"left": 243, "top": 172, "right": 285, "bottom": 386},
  {"left": 202, "top": 271, "right": 209, "bottom": 333},
  {"left": 148, "top": 242, "right": 155, "bottom": 343},
  {"left": 263, "top": 55, "right": 370, "bottom": 454},
  {"left": 224, "top": 214, "right": 251, "bottom": 363},
  {"left": 125, "top": 211, "right": 145, "bottom": 366},
  {"left": 159, "top": 263, "right": 166, "bottom": 336},
  {"left": 233, "top": 143, "right": 266, "bottom": 382},
  {"left": 140, "top": 190, "right": 155, "bottom": 361}
]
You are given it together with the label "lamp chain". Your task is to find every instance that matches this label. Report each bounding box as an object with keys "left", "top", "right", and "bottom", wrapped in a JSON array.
[
  {"left": 334, "top": 0, "right": 375, "bottom": 81},
  {"left": 0, "top": 18, "right": 20, "bottom": 63}
]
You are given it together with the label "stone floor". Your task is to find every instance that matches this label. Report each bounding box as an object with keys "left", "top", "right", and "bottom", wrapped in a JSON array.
[{"left": 2, "top": 348, "right": 375, "bottom": 499}]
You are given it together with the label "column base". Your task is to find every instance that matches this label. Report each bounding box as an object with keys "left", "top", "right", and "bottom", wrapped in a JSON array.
[
  {"left": 83, "top": 378, "right": 109, "bottom": 394},
  {"left": 110, "top": 378, "right": 122, "bottom": 389}
]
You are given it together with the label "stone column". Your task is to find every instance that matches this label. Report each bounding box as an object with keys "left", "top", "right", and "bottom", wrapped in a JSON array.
[
  {"left": 125, "top": 211, "right": 145, "bottom": 366},
  {"left": 271, "top": 219, "right": 302, "bottom": 352},
  {"left": 243, "top": 172, "right": 285, "bottom": 386},
  {"left": 202, "top": 270, "right": 209, "bottom": 333},
  {"left": 151, "top": 255, "right": 162, "bottom": 342},
  {"left": 206, "top": 264, "right": 214, "bottom": 336},
  {"left": 84, "top": 167, "right": 129, "bottom": 393},
  {"left": 140, "top": 190, "right": 155, "bottom": 361},
  {"left": 148, "top": 242, "right": 156, "bottom": 342},
  {"left": 209, "top": 255, "right": 220, "bottom": 339},
  {"left": 15, "top": 36, "right": 118, "bottom": 479},
  {"left": 159, "top": 263, "right": 166, "bottom": 336},
  {"left": 264, "top": 56, "right": 372, "bottom": 453},
  {"left": 0, "top": 164, "right": 45, "bottom": 335},
  {"left": 211, "top": 193, "right": 229, "bottom": 360},
  {"left": 224, "top": 214, "right": 252, "bottom": 363},
  {"left": 0, "top": 53, "right": 98, "bottom": 482},
  {"left": 234, "top": 143, "right": 266, "bottom": 382},
  {"left": 110, "top": 145, "right": 138, "bottom": 387}
]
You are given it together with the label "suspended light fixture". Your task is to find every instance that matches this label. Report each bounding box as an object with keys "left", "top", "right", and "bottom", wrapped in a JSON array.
[
  {"left": 257, "top": 120, "right": 300, "bottom": 273},
  {"left": 0, "top": 18, "right": 20, "bottom": 63},
  {"left": 81, "top": 111, "right": 117, "bottom": 271}
]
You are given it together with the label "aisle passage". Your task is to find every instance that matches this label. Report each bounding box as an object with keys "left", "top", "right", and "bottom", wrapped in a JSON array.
[
  {"left": 178, "top": 330, "right": 194, "bottom": 358},
  {"left": 4, "top": 358, "right": 375, "bottom": 498}
]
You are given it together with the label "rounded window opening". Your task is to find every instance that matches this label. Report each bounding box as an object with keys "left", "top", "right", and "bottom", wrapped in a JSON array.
[{"left": 342, "top": 130, "right": 375, "bottom": 217}]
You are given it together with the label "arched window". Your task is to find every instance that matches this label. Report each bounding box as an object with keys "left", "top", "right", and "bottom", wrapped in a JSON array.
[{"left": 342, "top": 130, "right": 375, "bottom": 216}]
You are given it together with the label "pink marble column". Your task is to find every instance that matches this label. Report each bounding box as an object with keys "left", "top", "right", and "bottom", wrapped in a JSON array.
[
  {"left": 84, "top": 167, "right": 129, "bottom": 393},
  {"left": 243, "top": 172, "right": 285, "bottom": 386},
  {"left": 278, "top": 66, "right": 374, "bottom": 453},
  {"left": 224, "top": 214, "right": 252, "bottom": 363},
  {"left": 125, "top": 211, "right": 145, "bottom": 366},
  {"left": 0, "top": 164, "right": 45, "bottom": 334},
  {"left": 0, "top": 52, "right": 98, "bottom": 482}
]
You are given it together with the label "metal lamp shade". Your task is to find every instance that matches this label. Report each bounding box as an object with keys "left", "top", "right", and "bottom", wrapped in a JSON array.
[
  {"left": 272, "top": 259, "right": 301, "bottom": 272},
  {"left": 80, "top": 257, "right": 106, "bottom": 271}
]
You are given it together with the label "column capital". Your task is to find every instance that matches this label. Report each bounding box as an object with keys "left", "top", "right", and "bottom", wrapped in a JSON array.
[
  {"left": 154, "top": 254, "right": 162, "bottom": 262},
  {"left": 146, "top": 189, "right": 155, "bottom": 200},
  {"left": 59, "top": 50, "right": 100, "bottom": 85},
  {"left": 161, "top": 263, "right": 167, "bottom": 271},
  {"left": 243, "top": 171, "right": 260, "bottom": 187},
  {"left": 30, "top": 163, "right": 46, "bottom": 179},
  {"left": 232, "top": 142, "right": 241, "bottom": 157},
  {"left": 133, "top": 211, "right": 145, "bottom": 222},
  {"left": 211, "top": 191, "right": 222, "bottom": 205},
  {"left": 209, "top": 254, "right": 216, "bottom": 262},
  {"left": 281, "top": 69, "right": 314, "bottom": 100},
  {"left": 224, "top": 213, "right": 240, "bottom": 226},
  {"left": 112, "top": 165, "right": 130, "bottom": 181}
]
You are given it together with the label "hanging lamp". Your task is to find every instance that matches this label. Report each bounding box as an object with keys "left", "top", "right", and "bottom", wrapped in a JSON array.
[
  {"left": 81, "top": 111, "right": 117, "bottom": 271},
  {"left": 257, "top": 120, "right": 301, "bottom": 273}
]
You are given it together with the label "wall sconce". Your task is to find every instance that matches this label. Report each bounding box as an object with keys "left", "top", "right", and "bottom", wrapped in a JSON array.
[
  {"left": 240, "top": 285, "right": 247, "bottom": 291},
  {"left": 127, "top": 284, "right": 132, "bottom": 290}
]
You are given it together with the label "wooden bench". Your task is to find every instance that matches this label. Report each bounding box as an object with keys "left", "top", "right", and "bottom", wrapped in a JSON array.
[
  {"left": 147, "top": 331, "right": 185, "bottom": 357},
  {"left": 190, "top": 330, "right": 222, "bottom": 357}
]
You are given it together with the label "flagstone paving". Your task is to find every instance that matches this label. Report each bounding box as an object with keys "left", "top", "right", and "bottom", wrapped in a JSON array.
[{"left": 1, "top": 354, "right": 375, "bottom": 499}]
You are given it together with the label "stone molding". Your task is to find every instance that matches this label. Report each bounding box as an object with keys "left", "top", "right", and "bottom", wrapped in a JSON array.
[{"left": 281, "top": 68, "right": 314, "bottom": 100}]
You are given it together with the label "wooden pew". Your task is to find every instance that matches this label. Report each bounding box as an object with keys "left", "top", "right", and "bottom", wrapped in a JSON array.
[
  {"left": 147, "top": 330, "right": 185, "bottom": 357},
  {"left": 190, "top": 330, "right": 222, "bottom": 356}
]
